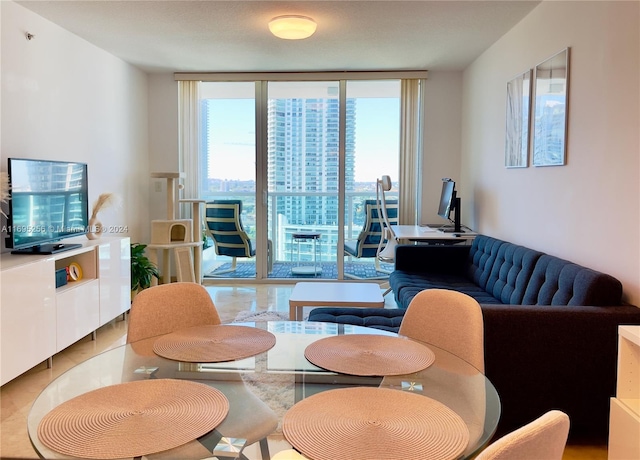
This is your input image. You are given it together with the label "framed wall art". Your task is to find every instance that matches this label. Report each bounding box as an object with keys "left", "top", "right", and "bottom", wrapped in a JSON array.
[
  {"left": 505, "top": 69, "right": 532, "bottom": 168},
  {"left": 532, "top": 47, "right": 570, "bottom": 166}
]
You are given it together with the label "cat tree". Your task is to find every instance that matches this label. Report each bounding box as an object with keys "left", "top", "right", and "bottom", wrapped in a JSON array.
[{"left": 147, "top": 172, "right": 204, "bottom": 284}]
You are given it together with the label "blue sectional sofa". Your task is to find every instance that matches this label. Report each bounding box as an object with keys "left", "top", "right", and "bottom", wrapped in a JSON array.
[{"left": 308, "top": 235, "right": 640, "bottom": 440}]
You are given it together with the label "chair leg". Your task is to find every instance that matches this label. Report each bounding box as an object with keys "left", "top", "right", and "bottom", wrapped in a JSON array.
[
  {"left": 267, "top": 239, "right": 274, "bottom": 274},
  {"left": 374, "top": 257, "right": 393, "bottom": 275},
  {"left": 209, "top": 257, "right": 239, "bottom": 275},
  {"left": 344, "top": 259, "right": 391, "bottom": 280},
  {"left": 259, "top": 438, "right": 271, "bottom": 460}
]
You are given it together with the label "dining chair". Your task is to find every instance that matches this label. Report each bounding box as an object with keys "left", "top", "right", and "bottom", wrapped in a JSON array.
[
  {"left": 127, "top": 282, "right": 221, "bottom": 343},
  {"left": 126, "top": 282, "right": 277, "bottom": 460},
  {"left": 475, "top": 410, "right": 570, "bottom": 460},
  {"left": 399, "top": 288, "right": 485, "bottom": 372}
]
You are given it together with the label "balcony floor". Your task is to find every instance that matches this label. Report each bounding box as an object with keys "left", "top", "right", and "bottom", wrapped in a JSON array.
[{"left": 205, "top": 261, "right": 394, "bottom": 280}]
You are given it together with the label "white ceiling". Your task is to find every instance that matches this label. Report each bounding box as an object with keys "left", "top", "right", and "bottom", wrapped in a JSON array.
[{"left": 16, "top": 0, "right": 541, "bottom": 74}]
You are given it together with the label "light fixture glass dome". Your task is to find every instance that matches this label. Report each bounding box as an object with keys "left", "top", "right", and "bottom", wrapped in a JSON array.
[{"left": 268, "top": 15, "right": 317, "bottom": 40}]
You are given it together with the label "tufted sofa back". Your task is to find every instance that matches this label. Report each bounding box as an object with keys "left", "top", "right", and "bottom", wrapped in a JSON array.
[
  {"left": 522, "top": 255, "right": 623, "bottom": 306},
  {"left": 467, "top": 235, "right": 623, "bottom": 306},
  {"left": 467, "top": 236, "right": 542, "bottom": 304}
]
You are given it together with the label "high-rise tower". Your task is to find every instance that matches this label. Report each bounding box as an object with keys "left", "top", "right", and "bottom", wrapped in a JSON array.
[{"left": 267, "top": 97, "right": 356, "bottom": 226}]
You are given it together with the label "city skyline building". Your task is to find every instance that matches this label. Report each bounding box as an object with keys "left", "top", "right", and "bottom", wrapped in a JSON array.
[{"left": 267, "top": 97, "right": 356, "bottom": 227}]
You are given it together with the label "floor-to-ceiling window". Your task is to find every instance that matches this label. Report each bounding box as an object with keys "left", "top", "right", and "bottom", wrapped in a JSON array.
[
  {"left": 181, "top": 73, "right": 422, "bottom": 282},
  {"left": 198, "top": 82, "right": 257, "bottom": 277},
  {"left": 342, "top": 80, "right": 400, "bottom": 279},
  {"left": 265, "top": 81, "right": 346, "bottom": 280}
]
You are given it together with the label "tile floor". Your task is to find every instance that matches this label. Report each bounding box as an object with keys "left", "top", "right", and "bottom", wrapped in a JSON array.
[{"left": 0, "top": 284, "right": 607, "bottom": 459}]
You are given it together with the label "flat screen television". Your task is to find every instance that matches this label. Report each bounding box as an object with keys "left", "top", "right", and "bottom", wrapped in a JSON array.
[
  {"left": 437, "top": 178, "right": 462, "bottom": 233},
  {"left": 6, "top": 158, "right": 88, "bottom": 254}
]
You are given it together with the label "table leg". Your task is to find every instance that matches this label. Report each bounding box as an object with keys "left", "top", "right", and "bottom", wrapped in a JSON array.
[
  {"left": 289, "top": 302, "right": 301, "bottom": 321},
  {"left": 162, "top": 249, "right": 170, "bottom": 284},
  {"left": 313, "top": 237, "right": 318, "bottom": 277}
]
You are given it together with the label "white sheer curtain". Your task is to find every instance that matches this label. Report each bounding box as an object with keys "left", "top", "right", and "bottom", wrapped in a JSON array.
[
  {"left": 177, "top": 80, "right": 200, "bottom": 217},
  {"left": 398, "top": 79, "right": 424, "bottom": 225}
]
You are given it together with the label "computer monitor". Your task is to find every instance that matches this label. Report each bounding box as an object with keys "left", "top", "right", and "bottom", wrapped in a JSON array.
[{"left": 437, "top": 178, "right": 462, "bottom": 233}]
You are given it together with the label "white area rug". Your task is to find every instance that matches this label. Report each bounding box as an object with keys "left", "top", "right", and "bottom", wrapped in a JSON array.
[{"left": 233, "top": 310, "right": 290, "bottom": 322}]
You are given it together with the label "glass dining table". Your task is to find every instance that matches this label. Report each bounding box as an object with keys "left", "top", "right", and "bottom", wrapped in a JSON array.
[{"left": 28, "top": 321, "right": 501, "bottom": 460}]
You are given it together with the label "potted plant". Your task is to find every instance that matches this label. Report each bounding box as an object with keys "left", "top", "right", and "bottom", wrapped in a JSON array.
[{"left": 130, "top": 243, "right": 159, "bottom": 297}]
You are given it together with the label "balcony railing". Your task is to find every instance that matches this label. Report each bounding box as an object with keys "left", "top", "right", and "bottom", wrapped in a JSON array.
[{"left": 198, "top": 191, "right": 397, "bottom": 277}]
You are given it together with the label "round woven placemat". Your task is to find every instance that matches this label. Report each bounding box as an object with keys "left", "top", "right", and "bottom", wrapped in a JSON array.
[
  {"left": 153, "top": 324, "right": 276, "bottom": 362},
  {"left": 38, "top": 379, "right": 229, "bottom": 459},
  {"left": 283, "top": 387, "right": 469, "bottom": 460},
  {"left": 304, "top": 334, "right": 435, "bottom": 376}
]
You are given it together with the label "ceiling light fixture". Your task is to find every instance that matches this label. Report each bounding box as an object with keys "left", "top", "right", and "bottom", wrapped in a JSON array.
[{"left": 268, "top": 15, "right": 317, "bottom": 40}]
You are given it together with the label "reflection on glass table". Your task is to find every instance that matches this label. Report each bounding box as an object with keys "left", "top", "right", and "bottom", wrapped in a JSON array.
[{"left": 28, "top": 321, "right": 500, "bottom": 460}]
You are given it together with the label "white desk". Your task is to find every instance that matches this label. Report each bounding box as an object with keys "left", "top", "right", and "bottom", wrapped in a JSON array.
[{"left": 392, "top": 225, "right": 477, "bottom": 242}]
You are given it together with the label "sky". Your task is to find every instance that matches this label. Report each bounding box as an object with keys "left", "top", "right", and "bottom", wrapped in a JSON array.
[{"left": 207, "top": 97, "right": 400, "bottom": 183}]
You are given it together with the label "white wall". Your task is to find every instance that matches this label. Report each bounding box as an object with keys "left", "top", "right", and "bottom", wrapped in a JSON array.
[
  {"left": 1, "top": 1, "right": 150, "bottom": 246},
  {"left": 420, "top": 71, "right": 463, "bottom": 225},
  {"left": 148, "top": 74, "right": 180, "bottom": 223},
  {"left": 461, "top": 1, "right": 640, "bottom": 305}
]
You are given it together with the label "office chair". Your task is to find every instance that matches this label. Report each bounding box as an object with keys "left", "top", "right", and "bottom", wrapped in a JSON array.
[
  {"left": 344, "top": 195, "right": 398, "bottom": 279},
  {"left": 375, "top": 175, "right": 399, "bottom": 264}
]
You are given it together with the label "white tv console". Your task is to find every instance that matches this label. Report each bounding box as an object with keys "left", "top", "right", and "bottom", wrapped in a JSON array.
[{"left": 0, "top": 236, "right": 131, "bottom": 386}]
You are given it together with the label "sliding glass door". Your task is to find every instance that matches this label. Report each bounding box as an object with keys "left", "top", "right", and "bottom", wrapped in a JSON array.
[
  {"left": 343, "top": 80, "right": 400, "bottom": 279},
  {"left": 197, "top": 79, "right": 401, "bottom": 281},
  {"left": 265, "top": 81, "right": 342, "bottom": 279},
  {"left": 198, "top": 82, "right": 257, "bottom": 277}
]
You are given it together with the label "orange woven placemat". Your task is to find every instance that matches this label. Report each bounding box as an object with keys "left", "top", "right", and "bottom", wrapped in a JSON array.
[
  {"left": 38, "top": 379, "right": 229, "bottom": 459},
  {"left": 283, "top": 387, "right": 469, "bottom": 460},
  {"left": 304, "top": 334, "right": 435, "bottom": 376},
  {"left": 153, "top": 324, "right": 276, "bottom": 362}
]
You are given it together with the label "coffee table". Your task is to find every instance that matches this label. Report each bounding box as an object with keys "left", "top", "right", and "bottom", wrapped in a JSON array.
[{"left": 288, "top": 282, "right": 385, "bottom": 320}]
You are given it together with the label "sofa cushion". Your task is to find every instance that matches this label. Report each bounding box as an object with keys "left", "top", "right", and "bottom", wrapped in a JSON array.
[
  {"left": 393, "top": 275, "right": 504, "bottom": 307},
  {"left": 389, "top": 271, "right": 486, "bottom": 306},
  {"left": 522, "top": 255, "right": 623, "bottom": 306},
  {"left": 308, "top": 307, "right": 405, "bottom": 332}
]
